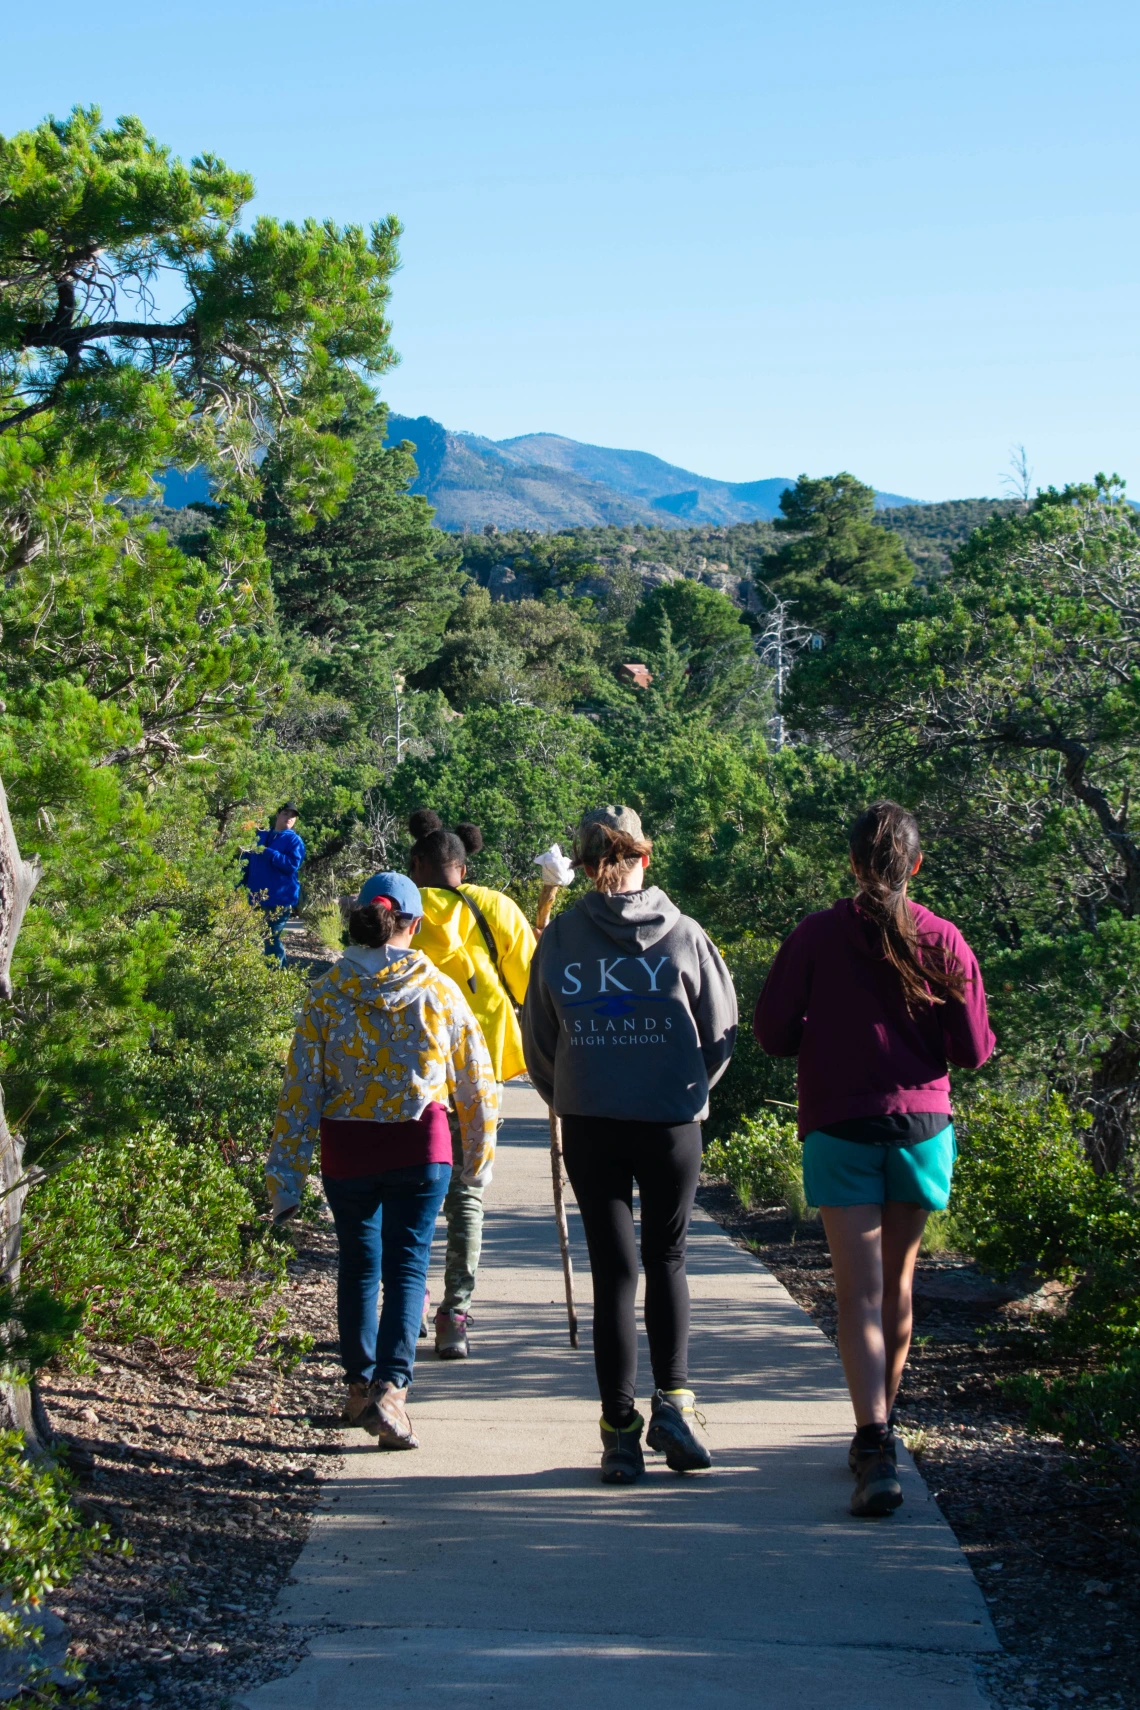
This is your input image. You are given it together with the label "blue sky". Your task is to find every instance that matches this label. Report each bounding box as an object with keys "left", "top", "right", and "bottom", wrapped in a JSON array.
[{"left": 5, "top": 1, "right": 1138, "bottom": 498}]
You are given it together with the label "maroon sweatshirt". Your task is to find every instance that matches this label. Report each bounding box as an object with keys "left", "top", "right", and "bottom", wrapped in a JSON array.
[{"left": 753, "top": 899, "right": 995, "bottom": 1138}]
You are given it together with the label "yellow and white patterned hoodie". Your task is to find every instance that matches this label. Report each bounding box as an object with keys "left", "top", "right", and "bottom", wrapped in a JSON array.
[{"left": 265, "top": 947, "right": 498, "bottom": 1218}]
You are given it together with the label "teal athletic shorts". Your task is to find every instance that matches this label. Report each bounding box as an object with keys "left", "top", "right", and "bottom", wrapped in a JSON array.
[{"left": 802, "top": 1126, "right": 956, "bottom": 1211}]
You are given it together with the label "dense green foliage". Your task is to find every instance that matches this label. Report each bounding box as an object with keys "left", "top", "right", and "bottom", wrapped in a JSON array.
[
  {"left": 1005, "top": 1351, "right": 1140, "bottom": 1450},
  {"left": 1, "top": 106, "right": 399, "bottom": 515},
  {"left": 0, "top": 1426, "right": 117, "bottom": 1691},
  {"left": 703, "top": 1113, "right": 802, "bottom": 1213},
  {"left": 261, "top": 394, "right": 462, "bottom": 710},
  {"left": 760, "top": 473, "right": 914, "bottom": 624},
  {"left": 0, "top": 1427, "right": 113, "bottom": 1617},
  {"left": 24, "top": 1127, "right": 286, "bottom": 1383},
  {"left": 870, "top": 498, "right": 1022, "bottom": 581}
]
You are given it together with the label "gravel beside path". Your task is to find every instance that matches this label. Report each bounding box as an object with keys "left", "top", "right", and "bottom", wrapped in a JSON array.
[{"left": 40, "top": 1209, "right": 345, "bottom": 1708}]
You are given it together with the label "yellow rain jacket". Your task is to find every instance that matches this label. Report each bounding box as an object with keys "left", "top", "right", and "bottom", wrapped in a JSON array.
[
  {"left": 413, "top": 886, "right": 536, "bottom": 1082},
  {"left": 265, "top": 946, "right": 498, "bottom": 1218}
]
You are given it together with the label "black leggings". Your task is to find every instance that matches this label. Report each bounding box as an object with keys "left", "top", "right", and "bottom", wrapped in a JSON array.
[{"left": 561, "top": 1117, "right": 703, "bottom": 1428}]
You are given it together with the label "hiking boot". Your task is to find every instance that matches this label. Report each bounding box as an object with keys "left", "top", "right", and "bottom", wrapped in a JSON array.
[
  {"left": 418, "top": 1287, "right": 431, "bottom": 1340},
  {"left": 850, "top": 1443, "right": 903, "bottom": 1517},
  {"left": 344, "top": 1381, "right": 371, "bottom": 1426},
  {"left": 646, "top": 1388, "right": 713, "bottom": 1472},
  {"left": 599, "top": 1413, "right": 645, "bottom": 1484},
  {"left": 848, "top": 1410, "right": 899, "bottom": 1474},
  {"left": 435, "top": 1307, "right": 470, "bottom": 1360},
  {"left": 361, "top": 1381, "right": 419, "bottom": 1450}
]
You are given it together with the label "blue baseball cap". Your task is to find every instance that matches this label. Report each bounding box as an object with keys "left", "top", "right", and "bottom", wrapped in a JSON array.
[{"left": 356, "top": 871, "right": 423, "bottom": 917}]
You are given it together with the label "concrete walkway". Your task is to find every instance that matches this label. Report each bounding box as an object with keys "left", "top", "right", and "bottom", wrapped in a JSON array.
[{"left": 240, "top": 1085, "right": 997, "bottom": 1710}]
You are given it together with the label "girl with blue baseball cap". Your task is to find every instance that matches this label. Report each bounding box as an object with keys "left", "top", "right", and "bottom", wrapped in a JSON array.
[{"left": 266, "top": 871, "right": 498, "bottom": 1449}]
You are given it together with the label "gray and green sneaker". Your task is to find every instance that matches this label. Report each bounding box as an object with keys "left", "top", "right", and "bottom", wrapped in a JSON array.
[
  {"left": 599, "top": 1412, "right": 645, "bottom": 1484},
  {"left": 646, "top": 1388, "right": 712, "bottom": 1472}
]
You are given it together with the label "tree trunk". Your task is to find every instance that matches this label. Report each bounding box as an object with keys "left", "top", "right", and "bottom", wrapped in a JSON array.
[
  {"left": 1087, "top": 1031, "right": 1140, "bottom": 1177},
  {"left": 0, "top": 775, "right": 44, "bottom": 1443}
]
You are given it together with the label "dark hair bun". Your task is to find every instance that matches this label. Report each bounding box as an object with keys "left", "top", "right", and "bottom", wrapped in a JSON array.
[
  {"left": 409, "top": 808, "right": 443, "bottom": 838},
  {"left": 455, "top": 821, "right": 483, "bottom": 855}
]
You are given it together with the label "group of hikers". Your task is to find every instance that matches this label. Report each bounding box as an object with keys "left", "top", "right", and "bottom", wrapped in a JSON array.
[{"left": 262, "top": 798, "right": 993, "bottom": 1519}]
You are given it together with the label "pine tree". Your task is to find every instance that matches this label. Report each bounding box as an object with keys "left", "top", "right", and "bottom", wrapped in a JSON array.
[
  {"left": 758, "top": 473, "right": 912, "bottom": 625},
  {"left": 260, "top": 395, "right": 463, "bottom": 712}
]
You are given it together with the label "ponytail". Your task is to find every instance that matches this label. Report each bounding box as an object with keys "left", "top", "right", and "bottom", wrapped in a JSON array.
[
  {"left": 575, "top": 823, "right": 653, "bottom": 895},
  {"left": 849, "top": 801, "right": 965, "bottom": 1012}
]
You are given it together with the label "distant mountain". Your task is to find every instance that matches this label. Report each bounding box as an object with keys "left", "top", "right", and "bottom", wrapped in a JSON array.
[
  {"left": 384, "top": 415, "right": 923, "bottom": 532},
  {"left": 488, "top": 432, "right": 795, "bottom": 523},
  {"left": 155, "top": 417, "right": 925, "bottom": 533},
  {"left": 493, "top": 432, "right": 918, "bottom": 517},
  {"left": 381, "top": 416, "right": 664, "bottom": 531}
]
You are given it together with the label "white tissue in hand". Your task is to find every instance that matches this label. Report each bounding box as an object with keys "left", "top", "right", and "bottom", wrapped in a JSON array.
[{"left": 533, "top": 843, "right": 575, "bottom": 887}]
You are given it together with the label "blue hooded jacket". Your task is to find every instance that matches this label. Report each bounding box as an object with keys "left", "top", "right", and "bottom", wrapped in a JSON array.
[{"left": 243, "top": 828, "right": 305, "bottom": 909}]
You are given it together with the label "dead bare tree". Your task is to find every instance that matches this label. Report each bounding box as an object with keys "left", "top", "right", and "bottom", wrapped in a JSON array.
[
  {"left": 1002, "top": 444, "right": 1035, "bottom": 508},
  {"left": 0, "top": 773, "right": 45, "bottom": 1439},
  {"left": 753, "top": 584, "right": 816, "bottom": 749}
]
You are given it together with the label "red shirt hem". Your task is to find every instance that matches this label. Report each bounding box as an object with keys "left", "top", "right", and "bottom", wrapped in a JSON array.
[{"left": 319, "top": 1103, "right": 452, "bottom": 1178}]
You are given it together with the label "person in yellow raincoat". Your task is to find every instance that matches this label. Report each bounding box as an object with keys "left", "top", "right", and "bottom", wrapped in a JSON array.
[{"left": 407, "top": 809, "right": 535, "bottom": 1357}]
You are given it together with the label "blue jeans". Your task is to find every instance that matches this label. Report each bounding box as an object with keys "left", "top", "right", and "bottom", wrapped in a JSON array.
[
  {"left": 322, "top": 1165, "right": 450, "bottom": 1388},
  {"left": 261, "top": 903, "right": 294, "bottom": 967}
]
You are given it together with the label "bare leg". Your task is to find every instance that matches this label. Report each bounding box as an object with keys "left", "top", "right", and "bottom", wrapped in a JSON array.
[
  {"left": 880, "top": 1201, "right": 928, "bottom": 1414},
  {"left": 820, "top": 1204, "right": 887, "bottom": 1428}
]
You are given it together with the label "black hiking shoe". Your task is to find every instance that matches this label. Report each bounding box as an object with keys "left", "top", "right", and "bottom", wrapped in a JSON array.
[
  {"left": 850, "top": 1443, "right": 903, "bottom": 1517},
  {"left": 599, "top": 1413, "right": 645, "bottom": 1484},
  {"left": 848, "top": 1409, "right": 899, "bottom": 1473},
  {"left": 646, "top": 1388, "right": 713, "bottom": 1473}
]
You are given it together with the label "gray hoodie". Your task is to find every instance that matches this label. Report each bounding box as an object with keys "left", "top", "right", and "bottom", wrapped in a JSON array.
[{"left": 522, "top": 886, "right": 738, "bottom": 1123}]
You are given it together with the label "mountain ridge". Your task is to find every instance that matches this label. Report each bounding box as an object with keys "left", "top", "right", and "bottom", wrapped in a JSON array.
[{"left": 384, "top": 413, "right": 923, "bottom": 532}]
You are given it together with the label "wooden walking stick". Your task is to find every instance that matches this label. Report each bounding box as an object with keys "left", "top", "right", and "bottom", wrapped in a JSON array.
[
  {"left": 548, "top": 1109, "right": 578, "bottom": 1348},
  {"left": 535, "top": 869, "right": 579, "bottom": 1348}
]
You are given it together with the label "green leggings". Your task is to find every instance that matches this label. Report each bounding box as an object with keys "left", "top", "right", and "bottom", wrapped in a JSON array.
[{"left": 442, "top": 1147, "right": 484, "bottom": 1311}]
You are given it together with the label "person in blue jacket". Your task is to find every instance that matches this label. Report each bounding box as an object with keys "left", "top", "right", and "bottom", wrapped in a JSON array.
[{"left": 242, "top": 803, "right": 306, "bottom": 965}]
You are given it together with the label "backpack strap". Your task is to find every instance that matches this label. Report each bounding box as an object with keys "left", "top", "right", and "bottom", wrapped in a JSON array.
[{"left": 444, "top": 886, "right": 517, "bottom": 1009}]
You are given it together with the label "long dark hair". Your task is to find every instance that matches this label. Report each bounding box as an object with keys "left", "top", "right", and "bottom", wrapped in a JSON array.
[{"left": 849, "top": 801, "right": 964, "bottom": 1012}]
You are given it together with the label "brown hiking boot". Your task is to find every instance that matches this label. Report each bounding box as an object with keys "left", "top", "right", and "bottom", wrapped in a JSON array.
[
  {"left": 361, "top": 1381, "right": 419, "bottom": 1450},
  {"left": 344, "top": 1382, "right": 371, "bottom": 1426}
]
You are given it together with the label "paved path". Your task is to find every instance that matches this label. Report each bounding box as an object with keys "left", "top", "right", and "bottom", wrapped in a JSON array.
[{"left": 241, "top": 1085, "right": 997, "bottom": 1709}]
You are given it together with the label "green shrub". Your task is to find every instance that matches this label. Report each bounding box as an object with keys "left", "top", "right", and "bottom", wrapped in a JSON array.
[
  {"left": 951, "top": 1088, "right": 1140, "bottom": 1357},
  {"left": 1004, "top": 1350, "right": 1140, "bottom": 1449},
  {"left": 124, "top": 889, "right": 304, "bottom": 1155},
  {"left": 950, "top": 1090, "right": 1121, "bottom": 1278},
  {"left": 0, "top": 1433, "right": 111, "bottom": 1617},
  {"left": 704, "top": 1111, "right": 803, "bottom": 1213},
  {"left": 0, "top": 1287, "right": 84, "bottom": 1385},
  {"left": 23, "top": 1126, "right": 286, "bottom": 1384},
  {"left": 0, "top": 1428, "right": 117, "bottom": 1691}
]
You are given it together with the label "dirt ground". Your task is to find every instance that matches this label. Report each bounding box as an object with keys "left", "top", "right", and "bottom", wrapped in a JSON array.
[
  {"left": 696, "top": 1183, "right": 1140, "bottom": 1710},
  {"left": 40, "top": 1209, "right": 342, "bottom": 1708}
]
